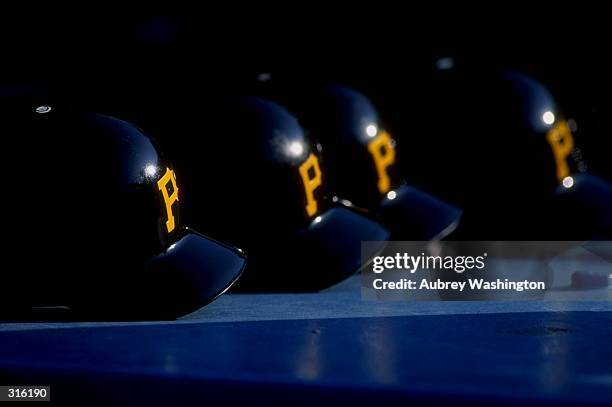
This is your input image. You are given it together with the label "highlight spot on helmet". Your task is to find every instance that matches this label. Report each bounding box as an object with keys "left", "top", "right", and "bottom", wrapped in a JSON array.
[
  {"left": 144, "top": 164, "right": 158, "bottom": 179},
  {"left": 366, "top": 124, "right": 378, "bottom": 138},
  {"left": 287, "top": 141, "right": 305, "bottom": 157},
  {"left": 34, "top": 105, "right": 52, "bottom": 114},
  {"left": 542, "top": 111, "right": 555, "bottom": 125}
]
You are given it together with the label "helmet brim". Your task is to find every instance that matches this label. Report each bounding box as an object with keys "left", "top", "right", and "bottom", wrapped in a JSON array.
[
  {"left": 296, "top": 206, "right": 390, "bottom": 290},
  {"left": 141, "top": 228, "right": 246, "bottom": 317},
  {"left": 379, "top": 185, "right": 462, "bottom": 240},
  {"left": 229, "top": 206, "right": 389, "bottom": 292}
]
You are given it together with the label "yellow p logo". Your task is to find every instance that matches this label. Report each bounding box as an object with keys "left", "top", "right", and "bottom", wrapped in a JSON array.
[
  {"left": 157, "top": 167, "right": 179, "bottom": 233},
  {"left": 367, "top": 130, "right": 396, "bottom": 193},
  {"left": 298, "top": 153, "right": 323, "bottom": 217},
  {"left": 545, "top": 120, "right": 575, "bottom": 182}
]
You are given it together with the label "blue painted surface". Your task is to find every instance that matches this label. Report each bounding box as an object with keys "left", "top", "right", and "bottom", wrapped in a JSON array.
[
  {"left": 1, "top": 277, "right": 611, "bottom": 405},
  {"left": 0, "top": 309, "right": 611, "bottom": 405}
]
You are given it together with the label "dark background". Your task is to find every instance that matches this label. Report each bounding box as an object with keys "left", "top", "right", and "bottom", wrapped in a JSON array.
[{"left": 2, "top": 12, "right": 611, "bottom": 183}]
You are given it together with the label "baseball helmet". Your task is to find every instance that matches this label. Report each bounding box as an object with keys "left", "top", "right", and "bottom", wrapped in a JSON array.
[
  {"left": 162, "top": 96, "right": 390, "bottom": 291},
  {"left": 2, "top": 96, "right": 246, "bottom": 319},
  {"left": 272, "top": 84, "right": 462, "bottom": 240},
  {"left": 402, "top": 69, "right": 612, "bottom": 239}
]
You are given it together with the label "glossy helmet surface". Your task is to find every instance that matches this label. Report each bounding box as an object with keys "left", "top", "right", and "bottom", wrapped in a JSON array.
[
  {"left": 2, "top": 96, "right": 246, "bottom": 319},
  {"left": 274, "top": 84, "right": 462, "bottom": 240},
  {"left": 405, "top": 70, "right": 612, "bottom": 239},
  {"left": 168, "top": 96, "right": 389, "bottom": 291}
]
